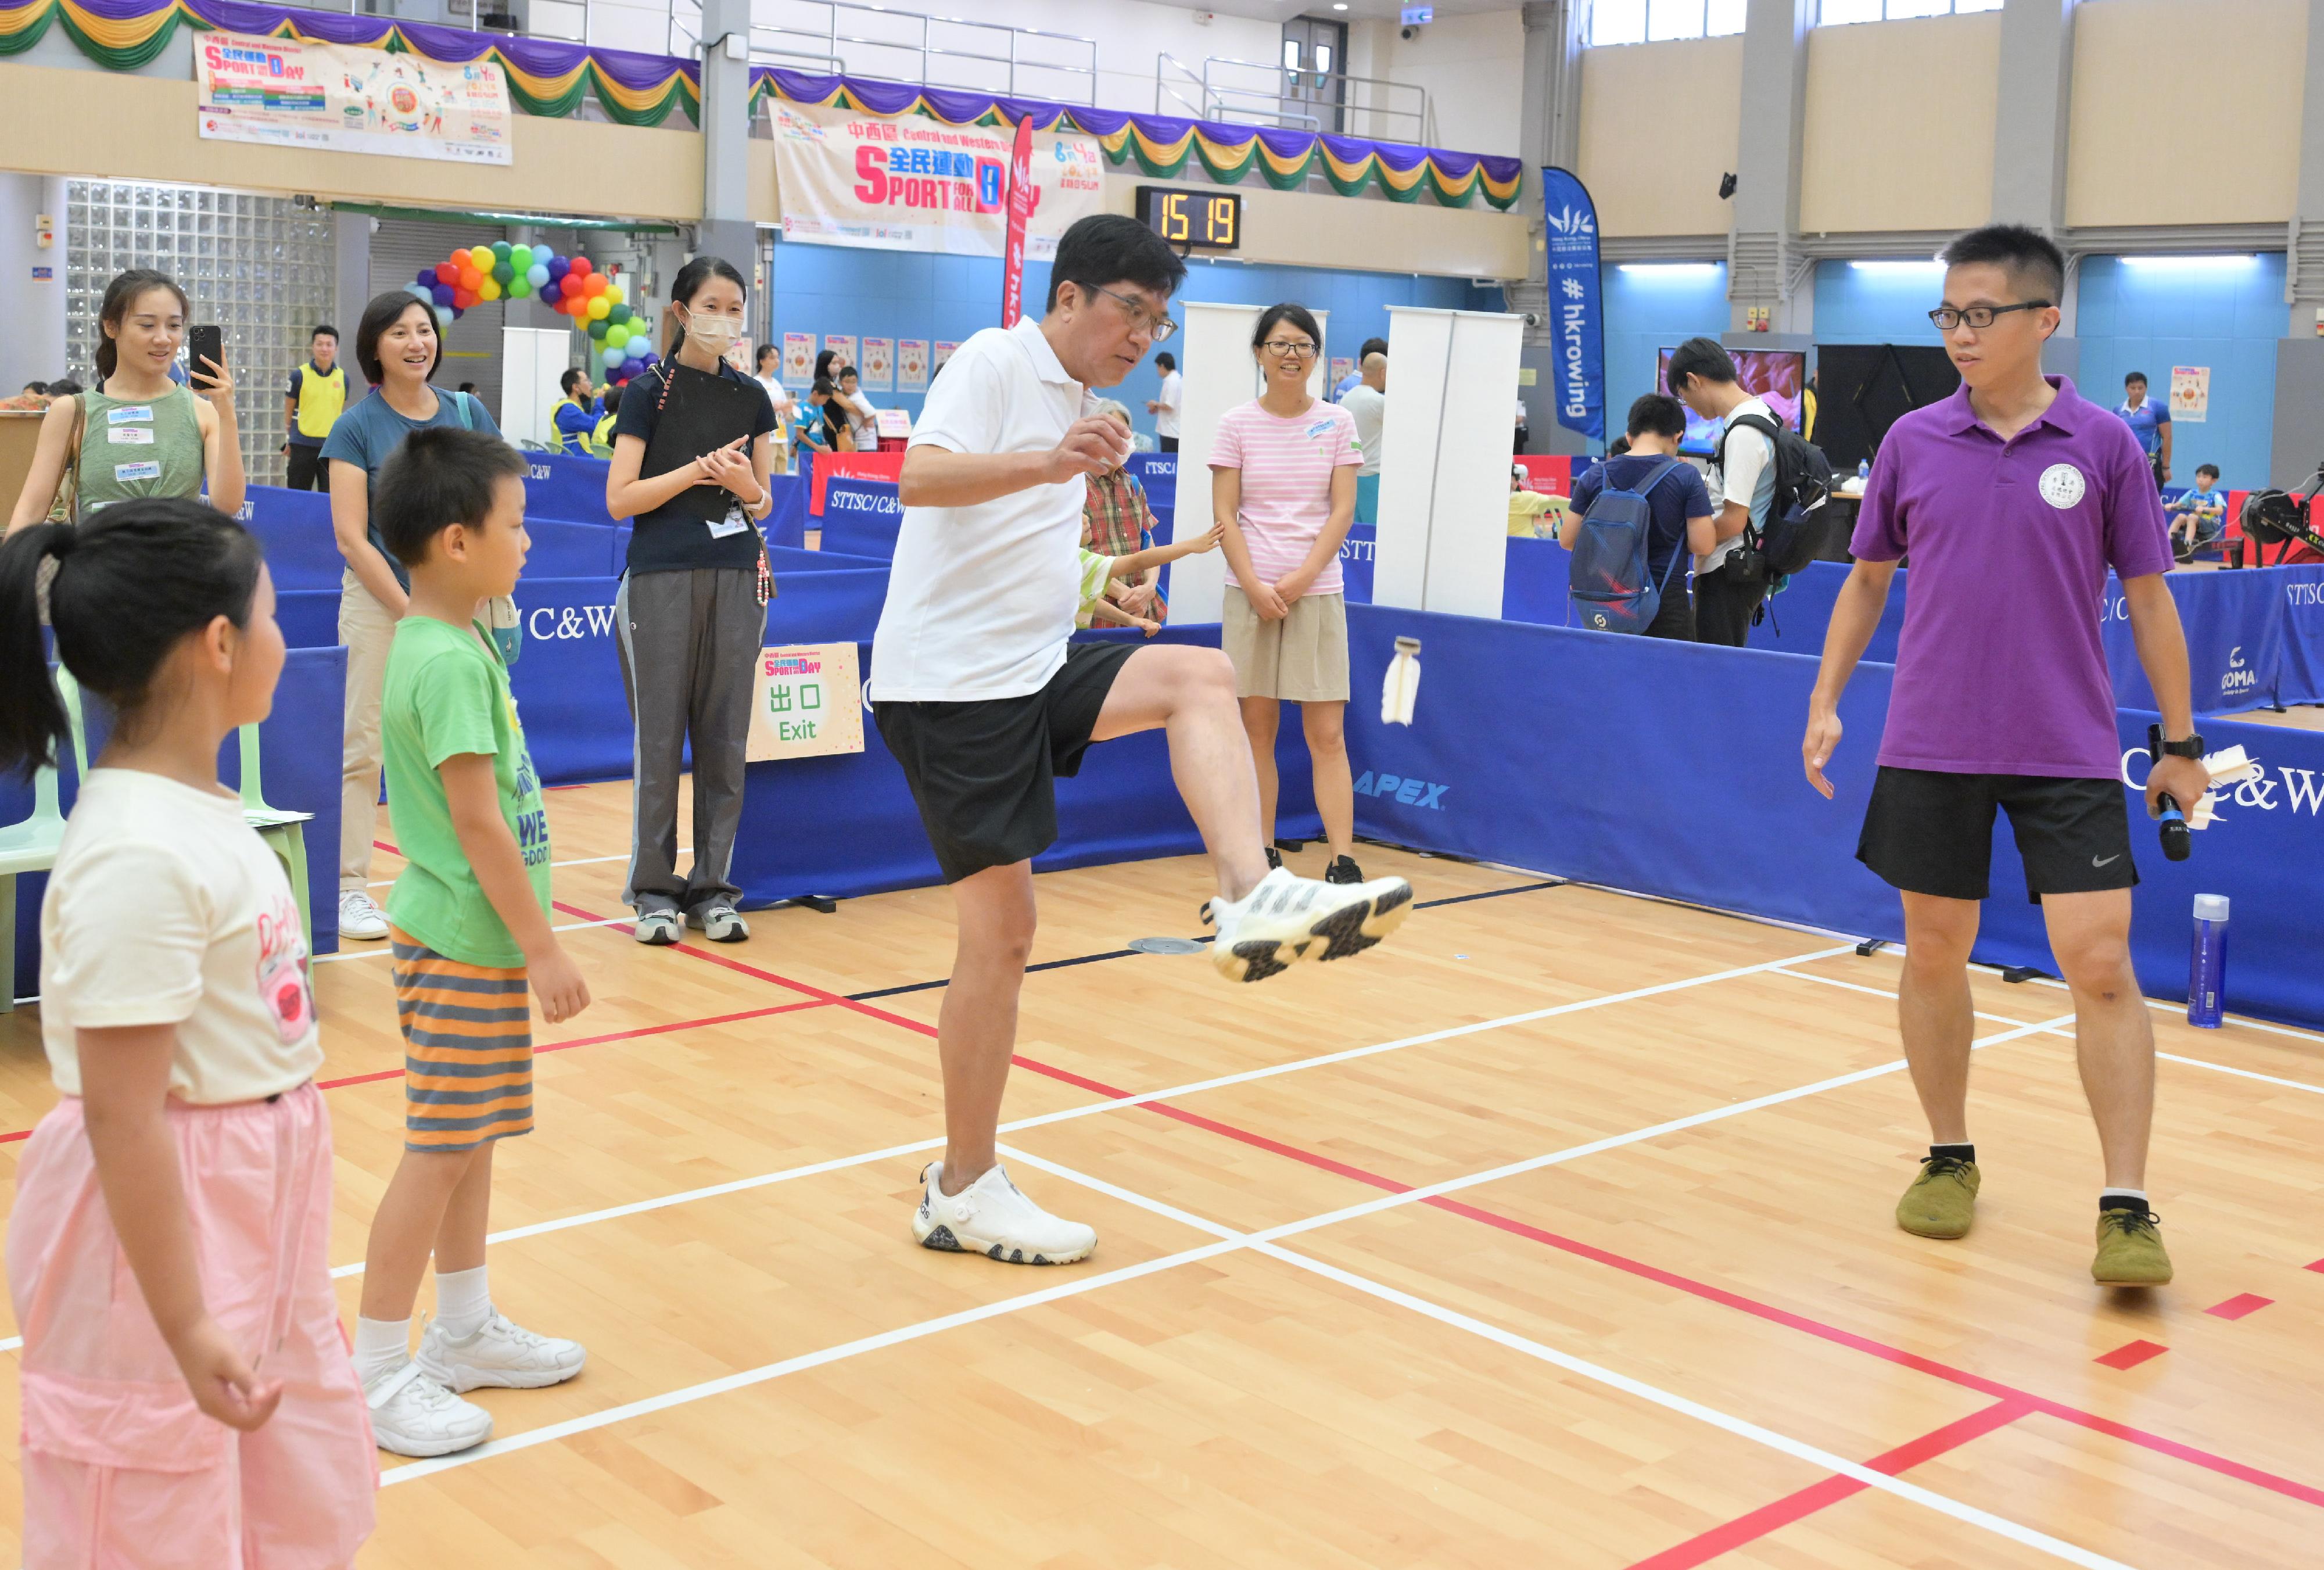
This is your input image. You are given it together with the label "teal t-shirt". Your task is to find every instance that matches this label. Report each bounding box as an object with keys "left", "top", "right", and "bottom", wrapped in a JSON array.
[{"left": 381, "top": 615, "right": 550, "bottom": 967}]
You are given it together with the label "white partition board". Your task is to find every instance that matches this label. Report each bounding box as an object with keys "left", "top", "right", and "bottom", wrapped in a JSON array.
[
  {"left": 498, "top": 327, "right": 572, "bottom": 451},
  {"left": 1372, "top": 306, "right": 1524, "bottom": 618},
  {"left": 1161, "top": 301, "right": 1328, "bottom": 625}
]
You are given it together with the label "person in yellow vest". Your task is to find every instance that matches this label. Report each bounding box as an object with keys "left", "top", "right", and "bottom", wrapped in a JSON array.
[
  {"left": 283, "top": 324, "right": 345, "bottom": 491},
  {"left": 591, "top": 381, "right": 622, "bottom": 446}
]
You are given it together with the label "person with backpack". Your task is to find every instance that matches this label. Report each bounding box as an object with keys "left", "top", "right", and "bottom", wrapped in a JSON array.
[
  {"left": 1667, "top": 338, "right": 1777, "bottom": 645},
  {"left": 1565, "top": 395, "right": 1718, "bottom": 638}
]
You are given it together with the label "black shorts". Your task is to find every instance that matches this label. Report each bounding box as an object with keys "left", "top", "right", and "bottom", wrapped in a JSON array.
[
  {"left": 875, "top": 641, "right": 1136, "bottom": 884},
  {"left": 1857, "top": 766, "right": 2136, "bottom": 903}
]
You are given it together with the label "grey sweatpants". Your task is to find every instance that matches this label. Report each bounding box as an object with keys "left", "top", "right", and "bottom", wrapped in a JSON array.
[{"left": 614, "top": 567, "right": 767, "bottom": 913}]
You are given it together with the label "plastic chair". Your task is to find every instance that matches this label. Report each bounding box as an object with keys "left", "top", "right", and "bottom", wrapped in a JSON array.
[
  {"left": 237, "top": 725, "right": 315, "bottom": 955},
  {"left": 581, "top": 440, "right": 614, "bottom": 458},
  {"left": 0, "top": 668, "right": 89, "bottom": 1013}
]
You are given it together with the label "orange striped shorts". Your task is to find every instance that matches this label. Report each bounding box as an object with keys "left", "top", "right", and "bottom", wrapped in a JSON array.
[{"left": 390, "top": 926, "right": 535, "bottom": 1152}]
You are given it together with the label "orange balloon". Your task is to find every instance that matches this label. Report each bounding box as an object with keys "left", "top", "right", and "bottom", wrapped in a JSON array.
[{"left": 459, "top": 267, "right": 483, "bottom": 292}]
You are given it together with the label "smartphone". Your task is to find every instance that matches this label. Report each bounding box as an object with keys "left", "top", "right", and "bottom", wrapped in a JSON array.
[{"left": 188, "top": 325, "right": 224, "bottom": 388}]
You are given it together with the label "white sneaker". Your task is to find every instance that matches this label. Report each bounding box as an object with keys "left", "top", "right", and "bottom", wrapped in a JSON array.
[
  {"left": 364, "top": 1360, "right": 493, "bottom": 1457},
  {"left": 1203, "top": 865, "right": 1414, "bottom": 983},
  {"left": 913, "top": 1162, "right": 1096, "bottom": 1265},
  {"left": 415, "top": 1311, "right": 587, "bottom": 1393},
  {"left": 634, "top": 908, "right": 681, "bottom": 945},
  {"left": 339, "top": 889, "right": 390, "bottom": 941}
]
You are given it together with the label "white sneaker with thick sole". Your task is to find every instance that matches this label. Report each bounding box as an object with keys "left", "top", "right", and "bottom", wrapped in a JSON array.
[
  {"left": 1203, "top": 865, "right": 1413, "bottom": 983},
  {"left": 415, "top": 1311, "right": 587, "bottom": 1393},
  {"left": 339, "top": 890, "right": 390, "bottom": 941},
  {"left": 364, "top": 1360, "right": 493, "bottom": 1457},
  {"left": 687, "top": 903, "right": 749, "bottom": 942},
  {"left": 912, "top": 1162, "right": 1096, "bottom": 1265},
  {"left": 633, "top": 908, "right": 682, "bottom": 945}
]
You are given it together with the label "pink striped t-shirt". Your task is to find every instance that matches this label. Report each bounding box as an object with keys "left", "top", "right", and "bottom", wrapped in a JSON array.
[{"left": 1210, "top": 397, "right": 1364, "bottom": 596}]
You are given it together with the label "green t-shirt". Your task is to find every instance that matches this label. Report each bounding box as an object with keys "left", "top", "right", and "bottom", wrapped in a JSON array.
[{"left": 381, "top": 615, "right": 551, "bottom": 967}]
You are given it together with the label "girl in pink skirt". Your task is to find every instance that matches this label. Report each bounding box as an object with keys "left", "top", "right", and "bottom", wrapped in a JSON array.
[{"left": 0, "top": 500, "right": 376, "bottom": 1568}]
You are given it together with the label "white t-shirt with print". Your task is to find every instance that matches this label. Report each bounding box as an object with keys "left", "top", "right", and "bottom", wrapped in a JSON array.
[
  {"left": 1154, "top": 370, "right": 1183, "bottom": 439},
  {"left": 870, "top": 318, "right": 1089, "bottom": 704},
  {"left": 1702, "top": 395, "right": 1777, "bottom": 571},
  {"left": 39, "top": 769, "right": 321, "bottom": 1104}
]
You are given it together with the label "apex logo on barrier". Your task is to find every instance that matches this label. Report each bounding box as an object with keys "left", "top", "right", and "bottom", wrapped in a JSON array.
[{"left": 1354, "top": 772, "right": 1448, "bottom": 809}]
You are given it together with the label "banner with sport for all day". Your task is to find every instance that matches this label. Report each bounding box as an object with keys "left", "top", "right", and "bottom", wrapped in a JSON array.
[
  {"left": 770, "top": 98, "right": 1106, "bottom": 259},
  {"left": 196, "top": 31, "right": 511, "bottom": 165}
]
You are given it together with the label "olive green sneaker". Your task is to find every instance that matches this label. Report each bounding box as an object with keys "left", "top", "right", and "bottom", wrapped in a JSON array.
[
  {"left": 1896, "top": 1154, "right": 1980, "bottom": 1239},
  {"left": 2092, "top": 1206, "right": 2173, "bottom": 1286}
]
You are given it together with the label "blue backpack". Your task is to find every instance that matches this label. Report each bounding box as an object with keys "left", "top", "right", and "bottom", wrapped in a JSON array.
[{"left": 1567, "top": 458, "right": 1688, "bottom": 634}]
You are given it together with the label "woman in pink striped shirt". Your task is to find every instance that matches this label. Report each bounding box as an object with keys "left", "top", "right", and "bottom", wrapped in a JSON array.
[{"left": 1210, "top": 302, "right": 1367, "bottom": 886}]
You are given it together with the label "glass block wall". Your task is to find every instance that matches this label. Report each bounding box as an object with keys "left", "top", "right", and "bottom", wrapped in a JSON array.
[{"left": 64, "top": 182, "right": 337, "bottom": 488}]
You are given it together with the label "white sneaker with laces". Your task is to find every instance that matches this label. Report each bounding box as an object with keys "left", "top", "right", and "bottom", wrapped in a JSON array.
[
  {"left": 364, "top": 1360, "right": 493, "bottom": 1457},
  {"left": 1203, "top": 865, "right": 1413, "bottom": 983},
  {"left": 415, "top": 1311, "right": 587, "bottom": 1393},
  {"left": 912, "top": 1162, "right": 1096, "bottom": 1265},
  {"left": 339, "top": 890, "right": 390, "bottom": 941}
]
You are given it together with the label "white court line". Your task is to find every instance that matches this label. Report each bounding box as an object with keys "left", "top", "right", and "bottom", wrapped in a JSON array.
[
  {"left": 361, "top": 1009, "right": 2065, "bottom": 1487},
  {"left": 1000, "top": 1146, "right": 2137, "bottom": 1570},
  {"left": 1773, "top": 967, "right": 2324, "bottom": 1098},
  {"left": 314, "top": 915, "right": 628, "bottom": 963}
]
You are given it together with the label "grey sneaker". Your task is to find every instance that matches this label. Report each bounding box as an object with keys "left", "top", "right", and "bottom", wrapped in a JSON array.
[
  {"left": 688, "top": 902, "right": 749, "bottom": 942},
  {"left": 634, "top": 908, "right": 682, "bottom": 945}
]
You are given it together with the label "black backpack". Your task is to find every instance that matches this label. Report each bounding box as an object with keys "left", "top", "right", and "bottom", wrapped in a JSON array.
[{"left": 1715, "top": 411, "right": 1835, "bottom": 584}]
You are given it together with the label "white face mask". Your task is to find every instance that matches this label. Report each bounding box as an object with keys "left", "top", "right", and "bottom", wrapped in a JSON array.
[{"left": 684, "top": 309, "right": 742, "bottom": 352}]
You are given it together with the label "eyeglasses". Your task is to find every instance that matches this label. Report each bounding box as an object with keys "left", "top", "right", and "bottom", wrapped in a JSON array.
[
  {"left": 1259, "top": 340, "right": 1318, "bottom": 359},
  {"left": 1088, "top": 284, "right": 1178, "bottom": 343},
  {"left": 1927, "top": 300, "right": 2053, "bottom": 331}
]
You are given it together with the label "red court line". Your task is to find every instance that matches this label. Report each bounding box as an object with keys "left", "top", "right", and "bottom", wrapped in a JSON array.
[
  {"left": 564, "top": 898, "right": 2324, "bottom": 1516},
  {"left": 2094, "top": 1340, "right": 2169, "bottom": 1371},
  {"left": 2207, "top": 1293, "right": 2273, "bottom": 1321},
  {"left": 1624, "top": 1397, "right": 2033, "bottom": 1569}
]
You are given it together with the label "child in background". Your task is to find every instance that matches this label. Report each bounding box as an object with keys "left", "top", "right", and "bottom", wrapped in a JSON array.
[
  {"left": 0, "top": 500, "right": 376, "bottom": 1564},
  {"left": 1077, "top": 524, "right": 1222, "bottom": 633},
  {"left": 353, "top": 426, "right": 590, "bottom": 1457},
  {"left": 2168, "top": 463, "right": 2226, "bottom": 560}
]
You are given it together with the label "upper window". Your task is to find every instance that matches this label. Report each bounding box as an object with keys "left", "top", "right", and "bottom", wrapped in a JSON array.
[
  {"left": 1817, "top": 0, "right": 1999, "bottom": 26},
  {"left": 1589, "top": 0, "right": 1748, "bottom": 47}
]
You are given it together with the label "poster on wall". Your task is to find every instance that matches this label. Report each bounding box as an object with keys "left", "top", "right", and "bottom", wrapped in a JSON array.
[
  {"left": 1328, "top": 357, "right": 1353, "bottom": 391},
  {"left": 782, "top": 332, "right": 815, "bottom": 382},
  {"left": 934, "top": 340, "right": 962, "bottom": 375},
  {"left": 770, "top": 98, "right": 1106, "bottom": 259},
  {"left": 860, "top": 337, "right": 894, "bottom": 391},
  {"left": 824, "top": 334, "right": 857, "bottom": 373},
  {"left": 196, "top": 31, "right": 511, "bottom": 165},
  {"left": 898, "top": 338, "right": 930, "bottom": 390},
  {"left": 2171, "top": 365, "right": 2210, "bottom": 424},
  {"left": 746, "top": 643, "right": 865, "bottom": 762}
]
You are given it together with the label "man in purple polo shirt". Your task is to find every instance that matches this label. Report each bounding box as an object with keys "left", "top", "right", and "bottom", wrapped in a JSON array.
[{"left": 1799, "top": 224, "right": 2211, "bottom": 1288}]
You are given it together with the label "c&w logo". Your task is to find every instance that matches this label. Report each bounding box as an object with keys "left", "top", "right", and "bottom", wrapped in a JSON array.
[{"left": 527, "top": 605, "right": 618, "bottom": 640}]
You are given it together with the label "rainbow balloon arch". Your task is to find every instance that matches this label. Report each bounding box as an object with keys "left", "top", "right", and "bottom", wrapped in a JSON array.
[{"left": 406, "top": 243, "right": 661, "bottom": 383}]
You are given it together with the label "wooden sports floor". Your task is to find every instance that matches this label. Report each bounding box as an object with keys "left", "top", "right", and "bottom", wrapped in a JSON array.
[{"left": 2, "top": 779, "right": 2323, "bottom": 1568}]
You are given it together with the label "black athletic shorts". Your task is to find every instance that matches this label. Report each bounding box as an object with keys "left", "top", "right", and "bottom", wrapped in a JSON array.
[
  {"left": 1856, "top": 766, "right": 2136, "bottom": 903},
  {"left": 874, "top": 641, "right": 1136, "bottom": 884}
]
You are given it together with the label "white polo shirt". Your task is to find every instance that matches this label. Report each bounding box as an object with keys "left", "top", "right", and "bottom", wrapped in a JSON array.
[
  {"left": 1154, "top": 369, "right": 1183, "bottom": 439},
  {"left": 870, "top": 318, "right": 1087, "bottom": 703}
]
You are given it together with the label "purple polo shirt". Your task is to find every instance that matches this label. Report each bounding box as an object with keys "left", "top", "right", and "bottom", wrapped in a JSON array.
[{"left": 1850, "top": 375, "right": 2172, "bottom": 778}]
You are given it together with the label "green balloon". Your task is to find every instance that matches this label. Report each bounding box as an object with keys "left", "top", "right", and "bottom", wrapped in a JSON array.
[
  {"left": 587, "top": 318, "right": 609, "bottom": 341},
  {"left": 605, "top": 323, "right": 629, "bottom": 349},
  {"left": 491, "top": 240, "right": 512, "bottom": 261},
  {"left": 510, "top": 244, "right": 533, "bottom": 270},
  {"left": 508, "top": 278, "right": 531, "bottom": 299},
  {"left": 608, "top": 303, "right": 631, "bottom": 326}
]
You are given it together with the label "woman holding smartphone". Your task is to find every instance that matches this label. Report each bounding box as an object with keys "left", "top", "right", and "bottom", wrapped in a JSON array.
[
  {"left": 605, "top": 255, "right": 778, "bottom": 947},
  {"left": 6, "top": 268, "right": 243, "bottom": 533},
  {"left": 319, "top": 291, "right": 503, "bottom": 942}
]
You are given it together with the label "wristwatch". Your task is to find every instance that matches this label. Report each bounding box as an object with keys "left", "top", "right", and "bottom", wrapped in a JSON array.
[{"left": 2149, "top": 725, "right": 2205, "bottom": 762}]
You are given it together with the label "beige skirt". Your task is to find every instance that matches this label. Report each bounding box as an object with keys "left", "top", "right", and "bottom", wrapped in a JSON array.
[{"left": 1221, "top": 587, "right": 1350, "bottom": 702}]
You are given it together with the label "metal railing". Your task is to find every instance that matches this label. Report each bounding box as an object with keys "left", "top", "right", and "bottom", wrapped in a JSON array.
[
  {"left": 748, "top": 1, "right": 1098, "bottom": 105},
  {"left": 1155, "top": 51, "right": 1432, "bottom": 146}
]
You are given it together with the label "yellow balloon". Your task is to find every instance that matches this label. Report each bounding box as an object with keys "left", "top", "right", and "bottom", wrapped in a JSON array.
[
  {"left": 604, "top": 282, "right": 625, "bottom": 307},
  {"left": 470, "top": 245, "right": 496, "bottom": 271},
  {"left": 477, "top": 277, "right": 502, "bottom": 302},
  {"left": 586, "top": 295, "right": 611, "bottom": 320}
]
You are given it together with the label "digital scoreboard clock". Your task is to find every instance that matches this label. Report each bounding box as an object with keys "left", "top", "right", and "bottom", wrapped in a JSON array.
[{"left": 1135, "top": 187, "right": 1242, "bottom": 251}]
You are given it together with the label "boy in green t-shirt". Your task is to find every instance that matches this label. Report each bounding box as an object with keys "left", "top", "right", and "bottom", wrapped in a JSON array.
[{"left": 352, "top": 426, "right": 591, "bottom": 1458}]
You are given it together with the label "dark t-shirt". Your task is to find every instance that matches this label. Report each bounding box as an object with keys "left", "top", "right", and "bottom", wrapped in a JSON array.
[
  {"left": 1568, "top": 454, "right": 1715, "bottom": 584},
  {"left": 612, "top": 361, "right": 779, "bottom": 575}
]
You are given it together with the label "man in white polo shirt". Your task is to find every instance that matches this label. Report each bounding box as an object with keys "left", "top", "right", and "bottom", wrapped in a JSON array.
[{"left": 872, "top": 214, "right": 1414, "bottom": 1267}]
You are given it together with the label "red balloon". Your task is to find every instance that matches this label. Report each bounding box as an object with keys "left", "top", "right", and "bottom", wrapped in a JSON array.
[
  {"left": 568, "top": 256, "right": 592, "bottom": 278},
  {"left": 453, "top": 288, "right": 478, "bottom": 310},
  {"left": 434, "top": 261, "right": 458, "bottom": 285}
]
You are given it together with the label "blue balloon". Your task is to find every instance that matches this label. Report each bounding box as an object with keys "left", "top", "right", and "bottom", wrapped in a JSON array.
[
  {"left": 417, "top": 266, "right": 437, "bottom": 287},
  {"left": 534, "top": 245, "right": 558, "bottom": 267},
  {"left": 432, "top": 282, "right": 456, "bottom": 308},
  {"left": 526, "top": 264, "right": 550, "bottom": 289},
  {"left": 602, "top": 338, "right": 629, "bottom": 366},
  {"left": 406, "top": 282, "right": 432, "bottom": 302},
  {"left": 548, "top": 256, "right": 570, "bottom": 278}
]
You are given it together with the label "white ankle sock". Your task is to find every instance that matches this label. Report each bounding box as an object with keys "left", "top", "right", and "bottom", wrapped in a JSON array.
[
  {"left": 354, "top": 1315, "right": 411, "bottom": 1385},
  {"left": 433, "top": 1266, "right": 492, "bottom": 1339}
]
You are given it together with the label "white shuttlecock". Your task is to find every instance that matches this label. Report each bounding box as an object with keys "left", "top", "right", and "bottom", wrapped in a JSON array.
[
  {"left": 1381, "top": 637, "right": 1422, "bottom": 727},
  {"left": 2188, "top": 794, "right": 2221, "bottom": 829},
  {"left": 2204, "top": 744, "right": 2260, "bottom": 786}
]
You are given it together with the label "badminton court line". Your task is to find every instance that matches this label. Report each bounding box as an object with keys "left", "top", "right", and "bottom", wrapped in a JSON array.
[
  {"left": 1000, "top": 1145, "right": 2131, "bottom": 1570},
  {"left": 1771, "top": 966, "right": 2324, "bottom": 1098}
]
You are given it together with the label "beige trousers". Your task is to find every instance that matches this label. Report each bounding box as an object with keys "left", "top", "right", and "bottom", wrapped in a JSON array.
[{"left": 338, "top": 570, "right": 398, "bottom": 892}]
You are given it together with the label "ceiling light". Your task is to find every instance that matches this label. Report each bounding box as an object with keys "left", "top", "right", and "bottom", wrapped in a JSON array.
[{"left": 2118, "top": 253, "right": 2261, "bottom": 269}]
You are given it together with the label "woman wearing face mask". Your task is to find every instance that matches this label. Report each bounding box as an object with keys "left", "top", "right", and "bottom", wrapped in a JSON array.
[{"left": 604, "top": 255, "right": 778, "bottom": 947}]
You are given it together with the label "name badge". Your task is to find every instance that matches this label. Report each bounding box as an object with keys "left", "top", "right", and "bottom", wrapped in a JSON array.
[
  {"left": 113, "top": 460, "right": 162, "bottom": 483},
  {"left": 108, "top": 425, "right": 155, "bottom": 446},
  {"left": 1307, "top": 420, "right": 1336, "bottom": 439},
  {"left": 106, "top": 405, "right": 152, "bottom": 424},
  {"left": 705, "top": 507, "right": 749, "bottom": 539}
]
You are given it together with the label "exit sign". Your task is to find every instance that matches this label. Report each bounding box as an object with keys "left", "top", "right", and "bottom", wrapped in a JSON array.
[{"left": 1401, "top": 4, "right": 1433, "bottom": 21}]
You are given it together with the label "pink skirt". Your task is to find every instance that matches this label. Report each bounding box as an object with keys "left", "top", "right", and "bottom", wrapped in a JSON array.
[{"left": 6, "top": 1083, "right": 377, "bottom": 1569}]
